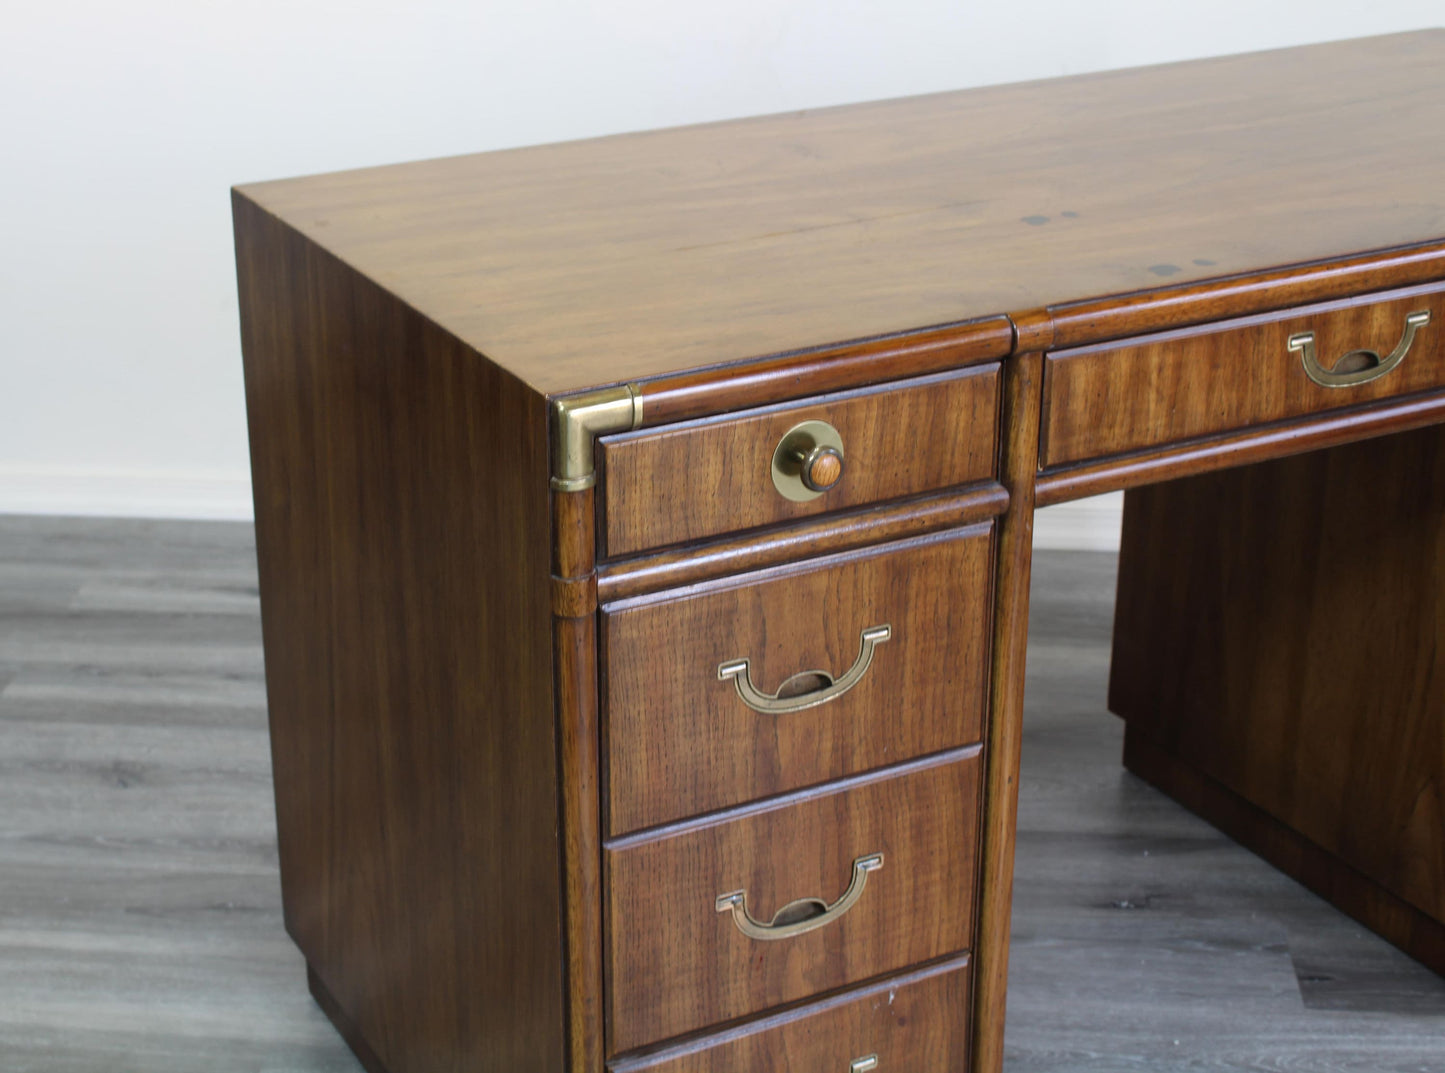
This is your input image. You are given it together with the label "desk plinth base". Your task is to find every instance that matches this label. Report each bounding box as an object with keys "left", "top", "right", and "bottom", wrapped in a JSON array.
[{"left": 1109, "top": 422, "right": 1445, "bottom": 977}]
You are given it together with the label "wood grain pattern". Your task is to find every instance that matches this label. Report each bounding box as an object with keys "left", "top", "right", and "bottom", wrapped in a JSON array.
[
  {"left": 1043, "top": 282, "right": 1445, "bottom": 467},
  {"left": 597, "top": 481, "right": 1008, "bottom": 601},
  {"left": 639, "top": 320, "right": 1011, "bottom": 426},
  {"left": 552, "top": 486, "right": 605, "bottom": 1073},
  {"left": 235, "top": 33, "right": 1445, "bottom": 400},
  {"left": 1040, "top": 240, "right": 1445, "bottom": 352},
  {"left": 600, "top": 367, "right": 998, "bottom": 556},
  {"left": 604, "top": 750, "right": 980, "bottom": 1054},
  {"left": 971, "top": 352, "right": 1043, "bottom": 1073},
  {"left": 1034, "top": 387, "right": 1445, "bottom": 507},
  {"left": 607, "top": 959, "right": 971, "bottom": 1073},
  {"left": 803, "top": 448, "right": 843, "bottom": 490},
  {"left": 602, "top": 528, "right": 993, "bottom": 835},
  {"left": 1109, "top": 426, "right": 1445, "bottom": 960},
  {"left": 234, "top": 193, "right": 566, "bottom": 1073}
]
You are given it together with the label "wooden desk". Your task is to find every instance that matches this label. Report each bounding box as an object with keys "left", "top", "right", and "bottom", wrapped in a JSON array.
[{"left": 232, "top": 31, "right": 1445, "bottom": 1073}]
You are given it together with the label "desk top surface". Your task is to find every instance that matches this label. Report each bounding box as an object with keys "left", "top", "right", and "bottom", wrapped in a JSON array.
[{"left": 238, "top": 30, "right": 1445, "bottom": 397}]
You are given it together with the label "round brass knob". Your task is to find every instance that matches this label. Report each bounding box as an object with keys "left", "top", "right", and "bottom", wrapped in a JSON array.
[{"left": 771, "top": 420, "right": 845, "bottom": 502}]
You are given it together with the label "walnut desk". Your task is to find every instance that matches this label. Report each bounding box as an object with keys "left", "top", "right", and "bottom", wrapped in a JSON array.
[{"left": 233, "top": 31, "right": 1445, "bottom": 1073}]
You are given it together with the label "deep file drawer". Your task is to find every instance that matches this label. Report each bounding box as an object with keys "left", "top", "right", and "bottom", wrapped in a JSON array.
[
  {"left": 604, "top": 751, "right": 981, "bottom": 1054},
  {"left": 601, "top": 526, "right": 995, "bottom": 835}
]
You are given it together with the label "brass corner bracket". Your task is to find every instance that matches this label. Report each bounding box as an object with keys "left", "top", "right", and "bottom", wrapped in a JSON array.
[{"left": 550, "top": 385, "right": 643, "bottom": 492}]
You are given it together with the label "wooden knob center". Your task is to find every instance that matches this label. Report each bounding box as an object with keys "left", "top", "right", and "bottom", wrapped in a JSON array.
[
  {"left": 771, "top": 420, "right": 845, "bottom": 502},
  {"left": 802, "top": 446, "right": 844, "bottom": 491}
]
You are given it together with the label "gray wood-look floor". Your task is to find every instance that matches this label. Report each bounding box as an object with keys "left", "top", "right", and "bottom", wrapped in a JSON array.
[{"left": 0, "top": 515, "right": 1440, "bottom": 1072}]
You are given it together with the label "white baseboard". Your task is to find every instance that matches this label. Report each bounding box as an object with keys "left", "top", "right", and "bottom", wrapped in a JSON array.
[
  {"left": 0, "top": 465, "right": 1125, "bottom": 549},
  {"left": 0, "top": 465, "right": 254, "bottom": 521},
  {"left": 1033, "top": 491, "right": 1123, "bottom": 552}
]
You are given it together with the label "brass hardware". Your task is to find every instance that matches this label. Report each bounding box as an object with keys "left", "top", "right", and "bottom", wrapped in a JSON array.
[
  {"left": 771, "top": 420, "right": 845, "bottom": 502},
  {"left": 1289, "top": 310, "right": 1431, "bottom": 388},
  {"left": 715, "top": 853, "right": 883, "bottom": 941},
  {"left": 550, "top": 385, "right": 643, "bottom": 491},
  {"left": 850, "top": 1057, "right": 880, "bottom": 1073},
  {"left": 718, "top": 625, "right": 891, "bottom": 714}
]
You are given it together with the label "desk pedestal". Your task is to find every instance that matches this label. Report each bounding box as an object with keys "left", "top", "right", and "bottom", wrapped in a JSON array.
[{"left": 1109, "top": 423, "right": 1445, "bottom": 976}]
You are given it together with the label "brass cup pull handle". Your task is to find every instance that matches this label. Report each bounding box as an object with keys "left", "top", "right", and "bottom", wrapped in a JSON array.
[
  {"left": 1289, "top": 310, "right": 1431, "bottom": 388},
  {"left": 715, "top": 853, "right": 884, "bottom": 941},
  {"left": 717, "top": 625, "right": 891, "bottom": 715}
]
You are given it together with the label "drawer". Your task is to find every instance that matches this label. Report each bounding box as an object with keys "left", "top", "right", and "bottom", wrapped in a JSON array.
[
  {"left": 1042, "top": 282, "right": 1445, "bottom": 468},
  {"left": 599, "top": 366, "right": 999, "bottom": 556},
  {"left": 605, "top": 752, "right": 980, "bottom": 1053},
  {"left": 609, "top": 960, "right": 970, "bottom": 1073},
  {"left": 602, "top": 527, "right": 994, "bottom": 835}
]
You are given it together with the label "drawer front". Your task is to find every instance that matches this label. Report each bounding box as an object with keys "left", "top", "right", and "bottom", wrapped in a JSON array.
[
  {"left": 609, "top": 961, "right": 970, "bottom": 1073},
  {"left": 600, "top": 366, "right": 999, "bottom": 556},
  {"left": 1042, "top": 282, "right": 1445, "bottom": 467},
  {"left": 605, "top": 753, "right": 980, "bottom": 1053},
  {"left": 603, "top": 528, "right": 993, "bottom": 835}
]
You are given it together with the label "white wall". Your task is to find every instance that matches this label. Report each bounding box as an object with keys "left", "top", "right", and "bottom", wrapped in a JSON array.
[{"left": 3, "top": 1, "right": 1441, "bottom": 539}]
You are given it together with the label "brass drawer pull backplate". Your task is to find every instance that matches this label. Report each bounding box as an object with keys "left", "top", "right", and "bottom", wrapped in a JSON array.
[
  {"left": 718, "top": 625, "right": 891, "bottom": 715},
  {"left": 715, "top": 853, "right": 884, "bottom": 941},
  {"left": 1289, "top": 309, "right": 1431, "bottom": 388}
]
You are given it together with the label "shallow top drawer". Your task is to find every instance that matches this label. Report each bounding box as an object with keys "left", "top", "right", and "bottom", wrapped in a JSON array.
[
  {"left": 599, "top": 366, "right": 999, "bottom": 557},
  {"left": 1042, "top": 282, "right": 1445, "bottom": 468}
]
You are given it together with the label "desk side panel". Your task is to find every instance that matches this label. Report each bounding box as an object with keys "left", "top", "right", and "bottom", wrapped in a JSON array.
[{"left": 233, "top": 192, "right": 565, "bottom": 1073}]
